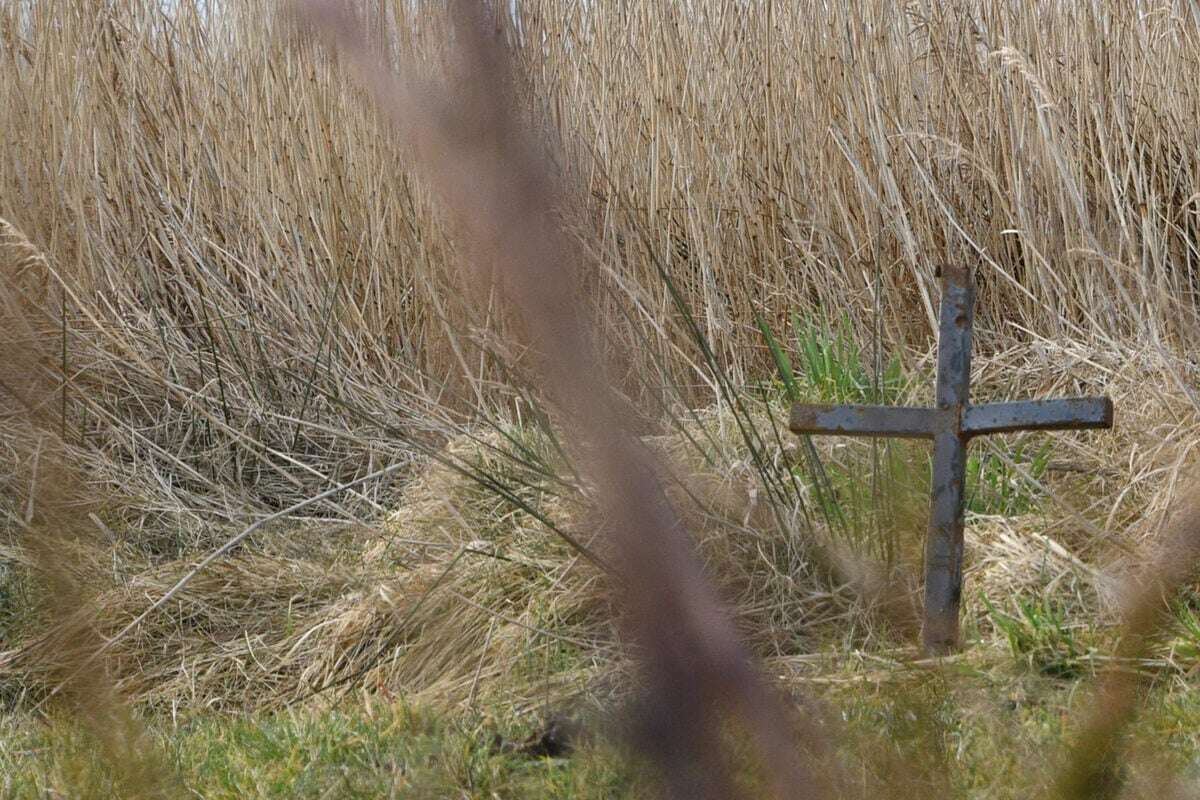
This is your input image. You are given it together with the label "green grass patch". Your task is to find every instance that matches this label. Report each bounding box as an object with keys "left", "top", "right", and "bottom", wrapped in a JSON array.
[
  {"left": 5, "top": 647, "right": 1200, "bottom": 798},
  {"left": 983, "top": 593, "right": 1097, "bottom": 680},
  {"left": 966, "top": 441, "right": 1051, "bottom": 517},
  {"left": 826, "top": 656, "right": 1200, "bottom": 798},
  {"left": 0, "top": 704, "right": 640, "bottom": 800},
  {"left": 756, "top": 313, "right": 906, "bottom": 406}
]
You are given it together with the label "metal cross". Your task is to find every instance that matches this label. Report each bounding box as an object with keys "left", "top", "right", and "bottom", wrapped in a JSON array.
[{"left": 789, "top": 265, "right": 1113, "bottom": 654}]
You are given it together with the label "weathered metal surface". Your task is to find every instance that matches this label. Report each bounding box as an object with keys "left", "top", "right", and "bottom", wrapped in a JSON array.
[
  {"left": 962, "top": 398, "right": 1114, "bottom": 436},
  {"left": 789, "top": 404, "right": 942, "bottom": 439},
  {"left": 787, "top": 265, "right": 1114, "bottom": 654},
  {"left": 921, "top": 265, "right": 975, "bottom": 654}
]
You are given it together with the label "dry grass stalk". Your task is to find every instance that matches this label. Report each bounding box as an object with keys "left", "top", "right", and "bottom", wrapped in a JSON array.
[
  {"left": 1053, "top": 494, "right": 1200, "bottom": 800},
  {"left": 0, "top": 219, "right": 176, "bottom": 797},
  {"left": 293, "top": 1, "right": 831, "bottom": 796}
]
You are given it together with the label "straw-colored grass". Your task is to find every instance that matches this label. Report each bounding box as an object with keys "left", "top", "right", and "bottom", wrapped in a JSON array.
[
  {"left": 2, "top": 346, "right": 1196, "bottom": 711},
  {"left": 2, "top": 1, "right": 1198, "bottom": 527}
]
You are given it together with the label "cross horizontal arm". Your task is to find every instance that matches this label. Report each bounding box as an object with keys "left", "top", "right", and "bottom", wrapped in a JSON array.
[
  {"left": 789, "top": 404, "right": 942, "bottom": 439},
  {"left": 962, "top": 398, "right": 1113, "bottom": 437}
]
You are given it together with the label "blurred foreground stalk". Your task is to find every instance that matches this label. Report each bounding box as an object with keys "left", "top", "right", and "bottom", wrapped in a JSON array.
[{"left": 291, "top": 1, "right": 829, "bottom": 797}]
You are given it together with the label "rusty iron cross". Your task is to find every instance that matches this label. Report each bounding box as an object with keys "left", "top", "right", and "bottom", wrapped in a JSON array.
[{"left": 789, "top": 265, "right": 1113, "bottom": 654}]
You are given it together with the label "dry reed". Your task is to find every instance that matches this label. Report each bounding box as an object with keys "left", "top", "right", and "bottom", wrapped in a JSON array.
[{"left": 2, "top": 1, "right": 1198, "bottom": 530}]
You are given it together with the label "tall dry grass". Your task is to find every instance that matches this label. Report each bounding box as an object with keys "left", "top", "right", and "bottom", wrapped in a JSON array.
[{"left": 2, "top": 0, "right": 1198, "bottom": 535}]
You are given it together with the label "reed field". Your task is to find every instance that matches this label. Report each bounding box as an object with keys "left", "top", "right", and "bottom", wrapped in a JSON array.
[{"left": 2, "top": 0, "right": 1200, "bottom": 796}]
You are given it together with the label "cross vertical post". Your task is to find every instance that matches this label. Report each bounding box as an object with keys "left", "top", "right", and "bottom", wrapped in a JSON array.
[
  {"left": 789, "top": 265, "right": 1113, "bottom": 653},
  {"left": 923, "top": 265, "right": 974, "bottom": 653}
]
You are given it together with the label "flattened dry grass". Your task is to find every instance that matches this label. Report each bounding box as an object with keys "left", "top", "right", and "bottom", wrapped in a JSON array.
[
  {"left": 0, "top": 428, "right": 614, "bottom": 714},
  {"left": 2, "top": 336, "right": 1197, "bottom": 717}
]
